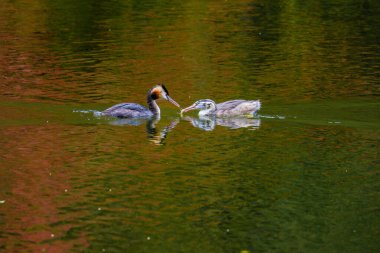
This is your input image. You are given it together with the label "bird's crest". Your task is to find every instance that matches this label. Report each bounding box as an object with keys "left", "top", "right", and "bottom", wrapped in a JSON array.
[{"left": 160, "top": 84, "right": 169, "bottom": 95}]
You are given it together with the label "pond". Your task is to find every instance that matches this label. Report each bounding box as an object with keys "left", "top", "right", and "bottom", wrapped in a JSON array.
[{"left": 0, "top": 0, "right": 379, "bottom": 252}]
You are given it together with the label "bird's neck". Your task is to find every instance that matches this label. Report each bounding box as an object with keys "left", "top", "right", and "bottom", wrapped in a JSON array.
[{"left": 147, "top": 95, "right": 160, "bottom": 115}]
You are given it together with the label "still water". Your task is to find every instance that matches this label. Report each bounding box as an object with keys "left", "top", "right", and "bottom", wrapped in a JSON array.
[{"left": 0, "top": 0, "right": 379, "bottom": 252}]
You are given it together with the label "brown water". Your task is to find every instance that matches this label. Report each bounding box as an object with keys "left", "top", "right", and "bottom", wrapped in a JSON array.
[{"left": 0, "top": 0, "right": 379, "bottom": 252}]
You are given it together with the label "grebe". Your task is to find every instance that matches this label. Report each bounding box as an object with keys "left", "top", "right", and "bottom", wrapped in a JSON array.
[
  {"left": 101, "top": 84, "right": 180, "bottom": 118},
  {"left": 181, "top": 99, "right": 261, "bottom": 117}
]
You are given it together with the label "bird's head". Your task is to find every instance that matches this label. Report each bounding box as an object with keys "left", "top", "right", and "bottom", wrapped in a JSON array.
[
  {"left": 180, "top": 99, "right": 217, "bottom": 115},
  {"left": 149, "top": 84, "right": 180, "bottom": 107}
]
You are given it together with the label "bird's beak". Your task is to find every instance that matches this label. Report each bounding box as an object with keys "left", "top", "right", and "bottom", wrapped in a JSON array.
[
  {"left": 180, "top": 103, "right": 197, "bottom": 115},
  {"left": 166, "top": 95, "right": 180, "bottom": 108}
]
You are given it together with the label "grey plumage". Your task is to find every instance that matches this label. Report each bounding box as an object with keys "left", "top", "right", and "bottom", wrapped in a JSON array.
[
  {"left": 216, "top": 100, "right": 261, "bottom": 116},
  {"left": 102, "top": 103, "right": 153, "bottom": 118}
]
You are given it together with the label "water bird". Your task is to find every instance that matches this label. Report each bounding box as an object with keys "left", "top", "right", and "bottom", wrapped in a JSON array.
[
  {"left": 101, "top": 84, "right": 180, "bottom": 118},
  {"left": 181, "top": 99, "right": 261, "bottom": 117}
]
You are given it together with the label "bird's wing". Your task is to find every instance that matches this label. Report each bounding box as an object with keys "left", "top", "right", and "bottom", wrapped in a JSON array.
[
  {"left": 102, "top": 103, "right": 150, "bottom": 117},
  {"left": 216, "top": 100, "right": 261, "bottom": 116},
  {"left": 103, "top": 103, "right": 147, "bottom": 113},
  {"left": 216, "top": 100, "right": 247, "bottom": 110}
]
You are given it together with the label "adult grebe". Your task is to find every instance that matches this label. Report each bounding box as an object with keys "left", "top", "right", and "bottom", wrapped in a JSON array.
[
  {"left": 102, "top": 84, "right": 180, "bottom": 118},
  {"left": 181, "top": 99, "right": 261, "bottom": 117}
]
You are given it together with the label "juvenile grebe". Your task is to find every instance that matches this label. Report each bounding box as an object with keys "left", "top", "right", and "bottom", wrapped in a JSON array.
[
  {"left": 102, "top": 84, "right": 180, "bottom": 118},
  {"left": 181, "top": 99, "right": 261, "bottom": 117}
]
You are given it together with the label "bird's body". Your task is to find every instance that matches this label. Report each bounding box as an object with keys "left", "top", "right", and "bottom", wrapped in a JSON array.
[
  {"left": 101, "top": 84, "right": 180, "bottom": 118},
  {"left": 181, "top": 99, "right": 261, "bottom": 117},
  {"left": 102, "top": 103, "right": 153, "bottom": 118},
  {"left": 214, "top": 100, "right": 261, "bottom": 117}
]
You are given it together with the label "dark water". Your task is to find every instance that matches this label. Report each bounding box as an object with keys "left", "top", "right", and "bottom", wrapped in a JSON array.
[{"left": 0, "top": 0, "right": 379, "bottom": 252}]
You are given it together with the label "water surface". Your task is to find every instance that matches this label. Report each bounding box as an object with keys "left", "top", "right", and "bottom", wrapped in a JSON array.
[{"left": 0, "top": 0, "right": 379, "bottom": 252}]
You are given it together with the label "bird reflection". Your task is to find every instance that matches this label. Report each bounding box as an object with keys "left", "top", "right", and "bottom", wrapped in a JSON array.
[
  {"left": 182, "top": 115, "right": 261, "bottom": 131},
  {"left": 109, "top": 116, "right": 179, "bottom": 145},
  {"left": 146, "top": 117, "right": 180, "bottom": 145}
]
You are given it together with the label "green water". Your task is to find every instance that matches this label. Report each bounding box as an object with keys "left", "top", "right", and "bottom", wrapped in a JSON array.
[{"left": 0, "top": 0, "right": 379, "bottom": 252}]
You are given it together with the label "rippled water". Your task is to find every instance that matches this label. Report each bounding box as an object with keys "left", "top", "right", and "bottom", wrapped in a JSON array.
[{"left": 0, "top": 0, "right": 379, "bottom": 252}]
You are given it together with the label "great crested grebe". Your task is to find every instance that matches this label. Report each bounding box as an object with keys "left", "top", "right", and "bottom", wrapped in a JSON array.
[
  {"left": 101, "top": 84, "right": 180, "bottom": 118},
  {"left": 181, "top": 99, "right": 261, "bottom": 117}
]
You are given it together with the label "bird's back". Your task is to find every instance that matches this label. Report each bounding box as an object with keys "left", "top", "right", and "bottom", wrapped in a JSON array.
[
  {"left": 102, "top": 103, "right": 152, "bottom": 118},
  {"left": 216, "top": 100, "right": 261, "bottom": 116}
]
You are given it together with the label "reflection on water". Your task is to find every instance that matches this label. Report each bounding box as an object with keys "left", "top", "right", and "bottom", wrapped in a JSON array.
[
  {"left": 75, "top": 110, "right": 180, "bottom": 145},
  {"left": 146, "top": 117, "right": 180, "bottom": 145},
  {"left": 109, "top": 115, "right": 180, "bottom": 145},
  {"left": 1, "top": 0, "right": 379, "bottom": 252},
  {"left": 183, "top": 115, "right": 261, "bottom": 131}
]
